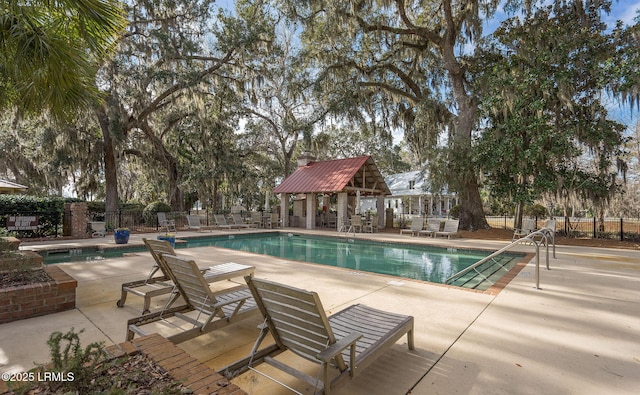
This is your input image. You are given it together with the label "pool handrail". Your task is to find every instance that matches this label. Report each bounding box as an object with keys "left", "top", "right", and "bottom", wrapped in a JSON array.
[{"left": 445, "top": 228, "right": 556, "bottom": 290}]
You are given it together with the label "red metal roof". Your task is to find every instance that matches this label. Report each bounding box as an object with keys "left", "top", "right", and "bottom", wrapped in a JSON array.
[{"left": 273, "top": 156, "right": 390, "bottom": 195}]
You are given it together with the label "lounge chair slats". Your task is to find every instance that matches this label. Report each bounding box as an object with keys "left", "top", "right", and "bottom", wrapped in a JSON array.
[
  {"left": 434, "top": 219, "right": 460, "bottom": 239},
  {"left": 400, "top": 218, "right": 424, "bottom": 236},
  {"left": 245, "top": 276, "right": 414, "bottom": 394}
]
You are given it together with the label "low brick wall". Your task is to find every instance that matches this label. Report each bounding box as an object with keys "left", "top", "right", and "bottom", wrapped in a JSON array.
[
  {"left": 0, "top": 266, "right": 77, "bottom": 324},
  {"left": 107, "top": 334, "right": 246, "bottom": 394}
]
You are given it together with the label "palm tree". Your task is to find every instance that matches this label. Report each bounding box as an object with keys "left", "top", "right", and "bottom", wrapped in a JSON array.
[{"left": 0, "top": 0, "right": 126, "bottom": 118}]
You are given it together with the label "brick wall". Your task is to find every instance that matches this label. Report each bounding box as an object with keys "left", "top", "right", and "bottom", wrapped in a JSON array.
[{"left": 0, "top": 266, "right": 77, "bottom": 324}]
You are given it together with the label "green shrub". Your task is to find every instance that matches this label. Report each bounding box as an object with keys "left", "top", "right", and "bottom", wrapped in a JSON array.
[
  {"left": 449, "top": 205, "right": 460, "bottom": 219},
  {"left": 0, "top": 195, "right": 65, "bottom": 237},
  {"left": 122, "top": 202, "right": 146, "bottom": 212},
  {"left": 86, "top": 201, "right": 106, "bottom": 213}
]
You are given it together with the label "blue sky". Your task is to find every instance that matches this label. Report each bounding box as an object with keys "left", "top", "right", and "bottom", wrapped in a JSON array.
[{"left": 608, "top": 0, "right": 639, "bottom": 26}]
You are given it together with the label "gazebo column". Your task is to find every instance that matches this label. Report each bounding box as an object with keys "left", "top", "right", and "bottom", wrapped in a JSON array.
[
  {"left": 280, "top": 193, "right": 289, "bottom": 227},
  {"left": 337, "top": 192, "right": 348, "bottom": 231},
  {"left": 305, "top": 193, "right": 316, "bottom": 229},
  {"left": 376, "top": 195, "right": 385, "bottom": 229}
]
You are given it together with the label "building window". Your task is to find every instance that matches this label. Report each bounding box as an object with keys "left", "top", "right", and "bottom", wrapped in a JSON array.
[{"left": 409, "top": 180, "right": 415, "bottom": 189}]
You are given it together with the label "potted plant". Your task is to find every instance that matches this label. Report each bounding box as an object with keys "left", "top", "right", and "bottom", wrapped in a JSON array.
[
  {"left": 113, "top": 228, "right": 130, "bottom": 244},
  {"left": 157, "top": 233, "right": 175, "bottom": 248}
]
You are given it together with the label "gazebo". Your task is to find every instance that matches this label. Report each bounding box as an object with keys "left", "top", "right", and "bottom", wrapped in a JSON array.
[
  {"left": 273, "top": 153, "right": 391, "bottom": 230},
  {"left": 0, "top": 179, "right": 28, "bottom": 194}
]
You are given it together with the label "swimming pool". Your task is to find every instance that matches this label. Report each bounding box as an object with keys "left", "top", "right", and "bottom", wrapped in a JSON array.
[{"left": 41, "top": 233, "right": 523, "bottom": 284}]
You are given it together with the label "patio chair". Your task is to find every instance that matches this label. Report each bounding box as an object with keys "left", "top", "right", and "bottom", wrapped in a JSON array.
[
  {"left": 512, "top": 218, "right": 536, "bottom": 241},
  {"left": 363, "top": 215, "right": 378, "bottom": 233},
  {"left": 542, "top": 219, "right": 556, "bottom": 245},
  {"left": 327, "top": 213, "right": 337, "bottom": 228},
  {"left": 265, "top": 213, "right": 279, "bottom": 229},
  {"left": 116, "top": 238, "right": 255, "bottom": 314},
  {"left": 214, "top": 214, "right": 238, "bottom": 230},
  {"left": 350, "top": 215, "right": 363, "bottom": 233},
  {"left": 434, "top": 219, "right": 460, "bottom": 239},
  {"left": 232, "top": 213, "right": 257, "bottom": 229},
  {"left": 418, "top": 218, "right": 441, "bottom": 237},
  {"left": 250, "top": 212, "right": 263, "bottom": 228},
  {"left": 127, "top": 254, "right": 259, "bottom": 344},
  {"left": 531, "top": 219, "right": 556, "bottom": 246},
  {"left": 400, "top": 218, "right": 424, "bottom": 236},
  {"left": 244, "top": 276, "right": 414, "bottom": 395},
  {"left": 89, "top": 221, "right": 106, "bottom": 238},
  {"left": 157, "top": 212, "right": 177, "bottom": 234}
]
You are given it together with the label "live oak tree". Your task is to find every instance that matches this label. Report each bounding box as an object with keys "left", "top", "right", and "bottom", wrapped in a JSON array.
[
  {"left": 96, "top": 0, "right": 273, "bottom": 211},
  {"left": 240, "top": 25, "right": 325, "bottom": 179},
  {"left": 281, "top": 0, "right": 510, "bottom": 230}
]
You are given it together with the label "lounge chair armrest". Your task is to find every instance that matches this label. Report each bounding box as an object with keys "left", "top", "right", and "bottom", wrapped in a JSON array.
[{"left": 316, "top": 332, "right": 362, "bottom": 363}]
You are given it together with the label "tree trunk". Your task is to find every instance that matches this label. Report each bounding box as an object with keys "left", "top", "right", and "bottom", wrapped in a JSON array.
[
  {"left": 168, "top": 160, "right": 184, "bottom": 211},
  {"left": 139, "top": 121, "right": 184, "bottom": 211},
  {"left": 442, "top": 43, "right": 488, "bottom": 231},
  {"left": 514, "top": 200, "right": 525, "bottom": 230},
  {"left": 96, "top": 106, "right": 119, "bottom": 214},
  {"left": 457, "top": 177, "right": 488, "bottom": 231}
]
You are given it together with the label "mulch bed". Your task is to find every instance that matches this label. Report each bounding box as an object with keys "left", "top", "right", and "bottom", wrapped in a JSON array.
[{"left": 0, "top": 269, "right": 51, "bottom": 288}]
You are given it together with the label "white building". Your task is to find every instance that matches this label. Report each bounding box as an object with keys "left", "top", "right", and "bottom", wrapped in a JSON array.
[{"left": 360, "top": 170, "right": 457, "bottom": 216}]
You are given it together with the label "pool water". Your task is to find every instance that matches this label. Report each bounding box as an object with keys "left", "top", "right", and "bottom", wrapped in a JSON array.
[{"left": 41, "top": 233, "right": 523, "bottom": 284}]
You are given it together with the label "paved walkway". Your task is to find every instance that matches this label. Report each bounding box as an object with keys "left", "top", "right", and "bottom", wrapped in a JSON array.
[{"left": 1, "top": 229, "right": 639, "bottom": 394}]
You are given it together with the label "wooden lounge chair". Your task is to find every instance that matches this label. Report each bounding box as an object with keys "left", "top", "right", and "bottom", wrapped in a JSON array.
[
  {"left": 186, "top": 214, "right": 215, "bottom": 232},
  {"left": 400, "top": 218, "right": 423, "bottom": 236},
  {"left": 434, "top": 219, "right": 460, "bottom": 239},
  {"left": 418, "top": 218, "right": 441, "bottom": 237},
  {"left": 214, "top": 214, "right": 238, "bottom": 230},
  {"left": 244, "top": 276, "right": 414, "bottom": 394},
  {"left": 116, "top": 238, "right": 255, "bottom": 314},
  {"left": 127, "top": 254, "right": 259, "bottom": 344},
  {"left": 232, "top": 213, "right": 256, "bottom": 229}
]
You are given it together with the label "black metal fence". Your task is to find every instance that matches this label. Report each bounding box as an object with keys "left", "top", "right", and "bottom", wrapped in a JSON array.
[
  {"left": 88, "top": 210, "right": 191, "bottom": 232},
  {"left": 3, "top": 208, "right": 640, "bottom": 241},
  {"left": 486, "top": 216, "right": 640, "bottom": 242}
]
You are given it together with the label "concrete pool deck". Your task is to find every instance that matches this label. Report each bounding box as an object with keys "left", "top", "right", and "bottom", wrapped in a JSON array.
[{"left": 2, "top": 228, "right": 639, "bottom": 394}]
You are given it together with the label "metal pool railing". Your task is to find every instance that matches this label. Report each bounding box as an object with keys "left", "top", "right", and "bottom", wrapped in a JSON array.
[{"left": 446, "top": 228, "right": 556, "bottom": 290}]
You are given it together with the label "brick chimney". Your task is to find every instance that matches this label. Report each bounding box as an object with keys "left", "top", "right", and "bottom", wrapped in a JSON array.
[{"left": 297, "top": 151, "right": 315, "bottom": 167}]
